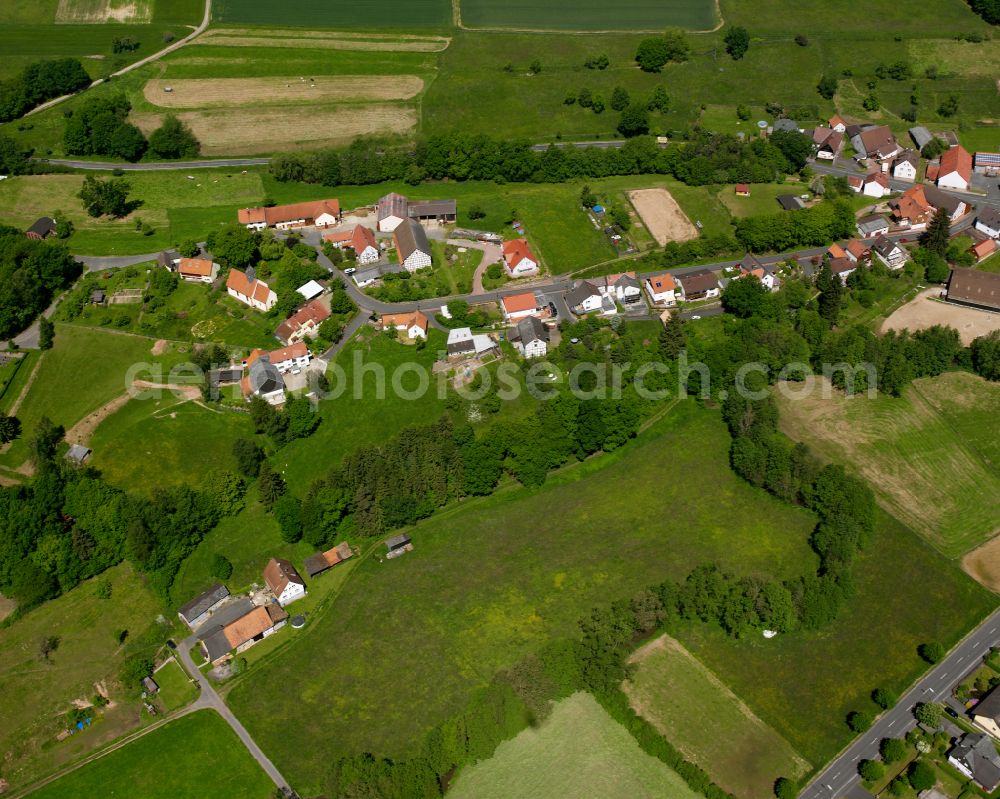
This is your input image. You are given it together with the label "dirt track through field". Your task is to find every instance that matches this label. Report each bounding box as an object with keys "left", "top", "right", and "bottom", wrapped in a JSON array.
[
  {"left": 882, "top": 287, "right": 1000, "bottom": 345},
  {"left": 627, "top": 188, "right": 698, "bottom": 245},
  {"left": 963, "top": 533, "right": 1000, "bottom": 592},
  {"left": 144, "top": 76, "right": 424, "bottom": 108},
  {"left": 196, "top": 29, "right": 450, "bottom": 52},
  {"left": 65, "top": 381, "right": 200, "bottom": 447},
  {"left": 132, "top": 106, "right": 417, "bottom": 155}
]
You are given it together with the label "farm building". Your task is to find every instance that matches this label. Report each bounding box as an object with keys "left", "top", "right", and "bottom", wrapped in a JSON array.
[
  {"left": 508, "top": 315, "right": 549, "bottom": 359},
  {"left": 777, "top": 194, "right": 806, "bottom": 210},
  {"left": 393, "top": 219, "right": 433, "bottom": 272},
  {"left": 975, "top": 152, "right": 1000, "bottom": 176},
  {"left": 377, "top": 192, "right": 410, "bottom": 232},
  {"left": 502, "top": 239, "right": 539, "bottom": 276},
  {"left": 227, "top": 268, "right": 277, "bottom": 312},
  {"left": 931, "top": 145, "right": 973, "bottom": 190},
  {"left": 850, "top": 125, "right": 901, "bottom": 162},
  {"left": 976, "top": 208, "right": 1000, "bottom": 240},
  {"left": 238, "top": 199, "right": 341, "bottom": 231},
  {"left": 142, "top": 676, "right": 159, "bottom": 694},
  {"left": 64, "top": 444, "right": 92, "bottom": 467},
  {"left": 970, "top": 238, "right": 998, "bottom": 263},
  {"left": 380, "top": 311, "right": 429, "bottom": 339},
  {"left": 296, "top": 280, "right": 325, "bottom": 301},
  {"left": 25, "top": 217, "right": 56, "bottom": 240},
  {"left": 385, "top": 534, "right": 413, "bottom": 559},
  {"left": 323, "top": 225, "right": 380, "bottom": 264},
  {"left": 909, "top": 126, "right": 933, "bottom": 150},
  {"left": 946, "top": 268, "right": 1000, "bottom": 312},
  {"left": 275, "top": 298, "right": 330, "bottom": 345},
  {"left": 198, "top": 601, "right": 288, "bottom": 664},
  {"left": 304, "top": 542, "right": 354, "bottom": 578},
  {"left": 89, "top": 290, "right": 106, "bottom": 305},
  {"left": 263, "top": 558, "right": 307, "bottom": 606},
  {"left": 177, "top": 257, "right": 219, "bottom": 284},
  {"left": 177, "top": 583, "right": 230, "bottom": 628},
  {"left": 409, "top": 199, "right": 457, "bottom": 225}
]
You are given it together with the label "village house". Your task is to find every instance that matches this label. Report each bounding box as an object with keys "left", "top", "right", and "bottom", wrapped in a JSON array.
[
  {"left": 264, "top": 558, "right": 307, "bottom": 606},
  {"left": 828, "top": 256, "right": 857, "bottom": 284},
  {"left": 850, "top": 171, "right": 891, "bottom": 198},
  {"left": 927, "top": 145, "right": 973, "bottom": 191},
  {"left": 501, "top": 291, "right": 544, "bottom": 322},
  {"left": 971, "top": 238, "right": 998, "bottom": 264},
  {"left": 891, "top": 150, "right": 919, "bottom": 182},
  {"left": 948, "top": 733, "right": 1000, "bottom": 792},
  {"left": 850, "top": 125, "right": 901, "bottom": 164},
  {"left": 601, "top": 272, "right": 643, "bottom": 305},
  {"left": 238, "top": 199, "right": 340, "bottom": 231},
  {"left": 304, "top": 542, "right": 353, "bottom": 579},
  {"left": 25, "top": 217, "right": 57, "bottom": 240},
  {"left": 829, "top": 114, "right": 847, "bottom": 133},
  {"left": 324, "top": 225, "right": 380, "bottom": 264},
  {"left": 262, "top": 341, "right": 311, "bottom": 374},
  {"left": 225, "top": 604, "right": 289, "bottom": 655},
  {"left": 274, "top": 299, "right": 330, "bottom": 345},
  {"left": 856, "top": 214, "right": 890, "bottom": 238},
  {"left": 177, "top": 584, "right": 230, "bottom": 628},
  {"left": 845, "top": 239, "right": 872, "bottom": 264},
  {"left": 377, "top": 192, "right": 409, "bottom": 232},
  {"left": 872, "top": 235, "right": 908, "bottom": 269},
  {"left": 565, "top": 281, "right": 605, "bottom": 314},
  {"left": 446, "top": 327, "right": 496, "bottom": 358},
  {"left": 195, "top": 596, "right": 253, "bottom": 662},
  {"left": 227, "top": 268, "right": 277, "bottom": 312},
  {"left": 677, "top": 269, "right": 720, "bottom": 301},
  {"left": 946, "top": 268, "right": 1000, "bottom": 313},
  {"left": 736, "top": 254, "right": 780, "bottom": 291},
  {"left": 809, "top": 127, "right": 843, "bottom": 160},
  {"left": 508, "top": 315, "right": 549, "bottom": 359},
  {"left": 645, "top": 273, "right": 678, "bottom": 306},
  {"left": 380, "top": 310, "right": 429, "bottom": 339},
  {"left": 393, "top": 219, "right": 433, "bottom": 272},
  {"left": 502, "top": 239, "right": 539, "bottom": 277},
  {"left": 976, "top": 207, "right": 1000, "bottom": 239},
  {"left": 177, "top": 257, "right": 219, "bottom": 284},
  {"left": 975, "top": 152, "right": 1000, "bottom": 177},
  {"left": 241, "top": 353, "right": 285, "bottom": 405}
]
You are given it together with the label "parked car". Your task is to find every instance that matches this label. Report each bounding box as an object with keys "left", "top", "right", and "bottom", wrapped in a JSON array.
[
  {"left": 344, "top": 267, "right": 357, "bottom": 275},
  {"left": 547, "top": 301, "right": 557, "bottom": 316},
  {"left": 945, "top": 707, "right": 959, "bottom": 719}
]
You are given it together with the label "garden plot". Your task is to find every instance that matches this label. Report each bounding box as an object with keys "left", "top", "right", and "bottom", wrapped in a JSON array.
[{"left": 627, "top": 188, "right": 698, "bottom": 245}]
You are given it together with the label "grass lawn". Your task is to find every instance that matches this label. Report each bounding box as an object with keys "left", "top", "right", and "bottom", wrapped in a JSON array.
[
  {"left": 459, "top": 0, "right": 717, "bottom": 30},
  {"left": 776, "top": 372, "right": 1000, "bottom": 558},
  {"left": 0, "top": 564, "right": 164, "bottom": 790},
  {"left": 675, "top": 509, "right": 997, "bottom": 767},
  {"left": 28, "top": 710, "right": 274, "bottom": 799},
  {"left": 152, "top": 657, "right": 197, "bottom": 712},
  {"left": 226, "top": 401, "right": 820, "bottom": 794},
  {"left": 88, "top": 397, "right": 254, "bottom": 495},
  {"left": 717, "top": 182, "right": 811, "bottom": 219},
  {"left": 0, "top": 326, "right": 189, "bottom": 471},
  {"left": 0, "top": 351, "right": 37, "bottom": 410},
  {"left": 213, "top": 0, "right": 451, "bottom": 27},
  {"left": 624, "top": 635, "right": 810, "bottom": 799},
  {"left": 448, "top": 692, "right": 701, "bottom": 799}
]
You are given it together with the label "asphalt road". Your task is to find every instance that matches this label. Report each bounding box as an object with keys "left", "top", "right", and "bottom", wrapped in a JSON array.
[{"left": 801, "top": 606, "right": 1000, "bottom": 799}]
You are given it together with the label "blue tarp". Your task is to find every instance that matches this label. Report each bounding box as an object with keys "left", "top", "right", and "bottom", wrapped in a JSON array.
[{"left": 592, "top": 205, "right": 605, "bottom": 213}]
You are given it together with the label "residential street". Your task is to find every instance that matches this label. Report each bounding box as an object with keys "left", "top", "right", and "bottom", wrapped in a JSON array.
[{"left": 800, "top": 606, "right": 1000, "bottom": 799}]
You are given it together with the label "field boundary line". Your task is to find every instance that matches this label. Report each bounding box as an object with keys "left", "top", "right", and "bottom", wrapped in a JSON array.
[
  {"left": 3, "top": 352, "right": 44, "bottom": 417},
  {"left": 453, "top": 0, "right": 723, "bottom": 33}
]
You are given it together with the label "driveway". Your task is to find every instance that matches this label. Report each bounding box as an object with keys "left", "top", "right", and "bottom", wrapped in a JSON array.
[{"left": 449, "top": 238, "right": 502, "bottom": 295}]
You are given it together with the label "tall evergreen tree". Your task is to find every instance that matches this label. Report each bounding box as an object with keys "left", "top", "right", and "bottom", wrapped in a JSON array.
[{"left": 919, "top": 207, "right": 951, "bottom": 256}]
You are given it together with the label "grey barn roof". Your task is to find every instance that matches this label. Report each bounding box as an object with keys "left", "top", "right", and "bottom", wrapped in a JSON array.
[
  {"left": 386, "top": 533, "right": 411, "bottom": 550},
  {"left": 948, "top": 267, "right": 1000, "bottom": 311},
  {"left": 510, "top": 315, "right": 548, "bottom": 345},
  {"left": 408, "top": 199, "right": 457, "bottom": 218},
  {"left": 979, "top": 207, "right": 1000, "bottom": 230},
  {"left": 178, "top": 583, "right": 230, "bottom": 623},
  {"left": 194, "top": 597, "right": 254, "bottom": 639},
  {"left": 909, "top": 126, "right": 933, "bottom": 150},
  {"left": 377, "top": 192, "right": 408, "bottom": 222},
  {"left": 394, "top": 218, "right": 431, "bottom": 262},
  {"left": 201, "top": 628, "right": 232, "bottom": 662}
]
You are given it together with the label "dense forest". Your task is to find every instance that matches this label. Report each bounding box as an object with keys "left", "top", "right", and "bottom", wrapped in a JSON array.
[
  {"left": 0, "top": 58, "right": 90, "bottom": 122},
  {"left": 0, "top": 227, "right": 81, "bottom": 339}
]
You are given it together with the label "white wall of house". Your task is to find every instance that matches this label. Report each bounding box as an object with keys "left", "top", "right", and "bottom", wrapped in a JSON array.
[
  {"left": 816, "top": 150, "right": 836, "bottom": 161},
  {"left": 893, "top": 162, "right": 917, "bottom": 181},
  {"left": 245, "top": 221, "right": 267, "bottom": 231},
  {"left": 515, "top": 338, "right": 548, "bottom": 359},
  {"left": 406, "top": 323, "right": 427, "bottom": 339},
  {"left": 863, "top": 181, "right": 890, "bottom": 198},
  {"left": 378, "top": 215, "right": 405, "bottom": 233},
  {"left": 314, "top": 212, "right": 339, "bottom": 228},
  {"left": 259, "top": 387, "right": 285, "bottom": 406},
  {"left": 645, "top": 280, "right": 676, "bottom": 306},
  {"left": 358, "top": 245, "right": 380, "bottom": 264},
  {"left": 573, "top": 295, "right": 604, "bottom": 313},
  {"left": 403, "top": 250, "right": 432, "bottom": 272},
  {"left": 272, "top": 353, "right": 311, "bottom": 373},
  {"left": 938, "top": 171, "right": 969, "bottom": 191},
  {"left": 976, "top": 219, "right": 1000, "bottom": 239},
  {"left": 507, "top": 257, "right": 538, "bottom": 276},
  {"left": 276, "top": 581, "right": 306, "bottom": 606},
  {"left": 875, "top": 247, "right": 907, "bottom": 269}
]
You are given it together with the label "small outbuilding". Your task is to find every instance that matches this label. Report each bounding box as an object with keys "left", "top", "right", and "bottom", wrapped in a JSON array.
[
  {"left": 303, "top": 542, "right": 354, "bottom": 578},
  {"left": 734, "top": 183, "right": 750, "bottom": 197},
  {"left": 64, "top": 444, "right": 92, "bottom": 467},
  {"left": 142, "top": 676, "right": 159, "bottom": 695},
  {"left": 385, "top": 534, "right": 413, "bottom": 559},
  {"left": 25, "top": 217, "right": 57, "bottom": 240},
  {"left": 177, "top": 583, "right": 230, "bottom": 628}
]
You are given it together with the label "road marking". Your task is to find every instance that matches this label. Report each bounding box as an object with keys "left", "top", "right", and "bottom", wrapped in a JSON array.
[{"left": 888, "top": 720, "right": 895, "bottom": 727}]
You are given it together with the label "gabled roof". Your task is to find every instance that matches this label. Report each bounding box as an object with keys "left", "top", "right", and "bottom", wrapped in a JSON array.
[
  {"left": 27, "top": 217, "right": 56, "bottom": 236},
  {"left": 777, "top": 195, "right": 805, "bottom": 211},
  {"left": 893, "top": 149, "right": 919, "bottom": 169},
  {"left": 382, "top": 310, "right": 429, "bottom": 333},
  {"left": 978, "top": 207, "right": 1000, "bottom": 230},
  {"left": 304, "top": 542, "right": 353, "bottom": 577},
  {"left": 223, "top": 605, "right": 286, "bottom": 649},
  {"left": 501, "top": 292, "right": 540, "bottom": 314},
  {"left": 263, "top": 558, "right": 305, "bottom": 597},
  {"left": 386, "top": 533, "right": 411, "bottom": 550},
  {"left": 857, "top": 213, "right": 890, "bottom": 233},
  {"left": 679, "top": 269, "right": 719, "bottom": 294},
  {"left": 268, "top": 341, "right": 309, "bottom": 364},
  {"left": 647, "top": 273, "right": 677, "bottom": 293},
  {"left": 245, "top": 353, "right": 283, "bottom": 396},
  {"left": 846, "top": 239, "right": 870, "bottom": 259},
  {"left": 829, "top": 114, "right": 846, "bottom": 128},
  {"left": 502, "top": 238, "right": 537, "bottom": 268},
  {"left": 408, "top": 199, "right": 457, "bottom": 217},
  {"left": 924, "top": 184, "right": 965, "bottom": 215},
  {"left": 227, "top": 268, "right": 273, "bottom": 301},
  {"left": 178, "top": 584, "right": 229, "bottom": 622},
  {"left": 972, "top": 238, "right": 998, "bottom": 260},
  {"left": 565, "top": 281, "right": 602, "bottom": 307},
  {"left": 889, "top": 186, "right": 931, "bottom": 221},
  {"left": 909, "top": 126, "right": 933, "bottom": 149},
  {"left": 238, "top": 199, "right": 340, "bottom": 226},
  {"left": 872, "top": 234, "right": 901, "bottom": 257},
  {"left": 178, "top": 257, "right": 215, "bottom": 277},
  {"left": 828, "top": 256, "right": 856, "bottom": 275},
  {"left": 509, "top": 314, "right": 548, "bottom": 345},
  {"left": 275, "top": 298, "right": 330, "bottom": 342},
  {"left": 393, "top": 218, "right": 431, "bottom": 262},
  {"left": 951, "top": 733, "right": 1000, "bottom": 791},
  {"left": 827, "top": 244, "right": 846, "bottom": 259},
  {"left": 855, "top": 125, "right": 898, "bottom": 159},
  {"left": 939, "top": 144, "right": 972, "bottom": 182},
  {"left": 377, "top": 192, "right": 408, "bottom": 221},
  {"left": 735, "top": 183, "right": 749, "bottom": 192},
  {"left": 948, "top": 268, "right": 1000, "bottom": 311}
]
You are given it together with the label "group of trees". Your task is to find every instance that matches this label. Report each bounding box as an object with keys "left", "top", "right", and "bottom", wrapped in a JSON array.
[
  {"left": 0, "top": 58, "right": 90, "bottom": 122},
  {"left": 635, "top": 29, "right": 691, "bottom": 72},
  {"left": 269, "top": 131, "right": 805, "bottom": 193},
  {"left": 64, "top": 94, "right": 199, "bottom": 162},
  {"left": 78, "top": 175, "right": 134, "bottom": 218},
  {"left": 968, "top": 0, "right": 1000, "bottom": 23},
  {"left": 735, "top": 199, "right": 855, "bottom": 252},
  {"left": 0, "top": 226, "right": 81, "bottom": 339}
]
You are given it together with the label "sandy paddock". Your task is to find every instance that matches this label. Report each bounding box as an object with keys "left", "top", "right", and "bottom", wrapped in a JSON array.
[
  {"left": 56, "top": 0, "right": 151, "bottom": 23},
  {"left": 881, "top": 286, "right": 1000, "bottom": 345},
  {"left": 144, "top": 76, "right": 424, "bottom": 108},
  {"left": 963, "top": 533, "right": 1000, "bottom": 591},
  {"left": 627, "top": 188, "right": 698, "bottom": 246},
  {"left": 132, "top": 105, "right": 417, "bottom": 155}
]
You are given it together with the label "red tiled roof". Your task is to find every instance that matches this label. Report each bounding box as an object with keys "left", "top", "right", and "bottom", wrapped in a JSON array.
[
  {"left": 275, "top": 299, "right": 330, "bottom": 341},
  {"left": 829, "top": 257, "right": 856, "bottom": 275},
  {"left": 828, "top": 243, "right": 847, "bottom": 259},
  {"left": 502, "top": 238, "right": 537, "bottom": 268},
  {"left": 735, "top": 183, "right": 749, "bottom": 193},
  {"left": 239, "top": 199, "right": 340, "bottom": 227},
  {"left": 939, "top": 145, "right": 972, "bottom": 182},
  {"left": 178, "top": 257, "right": 214, "bottom": 277},
  {"left": 648, "top": 273, "right": 677, "bottom": 292},
  {"left": 846, "top": 240, "right": 870, "bottom": 259},
  {"left": 501, "top": 292, "right": 539, "bottom": 314},
  {"left": 268, "top": 341, "right": 308, "bottom": 364},
  {"left": 971, "top": 238, "right": 998, "bottom": 260},
  {"left": 381, "top": 310, "right": 428, "bottom": 333}
]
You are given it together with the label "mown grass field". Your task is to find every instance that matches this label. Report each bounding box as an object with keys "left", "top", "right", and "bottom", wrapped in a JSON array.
[
  {"left": 624, "top": 635, "right": 810, "bottom": 799},
  {"left": 29, "top": 710, "right": 274, "bottom": 799},
  {"left": 0, "top": 325, "right": 189, "bottom": 471},
  {"left": 0, "top": 564, "right": 163, "bottom": 790},
  {"left": 213, "top": 0, "right": 451, "bottom": 28},
  {"left": 226, "top": 401, "right": 821, "bottom": 794},
  {"left": 89, "top": 397, "right": 254, "bottom": 495},
  {"left": 449, "top": 692, "right": 701, "bottom": 799},
  {"left": 152, "top": 657, "right": 197, "bottom": 712},
  {"left": 676, "top": 509, "right": 997, "bottom": 767},
  {"left": 459, "top": 0, "right": 717, "bottom": 30},
  {"left": 776, "top": 373, "right": 1000, "bottom": 558}
]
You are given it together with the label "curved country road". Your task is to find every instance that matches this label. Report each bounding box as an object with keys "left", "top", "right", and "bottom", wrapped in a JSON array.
[{"left": 24, "top": 0, "right": 213, "bottom": 119}]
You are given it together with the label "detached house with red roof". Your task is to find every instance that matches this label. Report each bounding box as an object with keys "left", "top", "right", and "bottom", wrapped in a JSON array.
[
  {"left": 737, "top": 254, "right": 780, "bottom": 292},
  {"left": 934, "top": 145, "right": 973, "bottom": 191},
  {"left": 645, "top": 273, "right": 678, "bottom": 306},
  {"left": 227, "top": 268, "right": 277, "bottom": 312},
  {"left": 502, "top": 239, "right": 539, "bottom": 277},
  {"left": 177, "top": 257, "right": 219, "bottom": 284},
  {"left": 263, "top": 558, "right": 306, "bottom": 607},
  {"left": 274, "top": 298, "right": 330, "bottom": 345},
  {"left": 829, "top": 114, "right": 847, "bottom": 133},
  {"left": 380, "top": 311, "right": 429, "bottom": 340},
  {"left": 238, "top": 199, "right": 340, "bottom": 231},
  {"left": 501, "top": 291, "right": 543, "bottom": 322},
  {"left": 324, "top": 225, "right": 380, "bottom": 264}
]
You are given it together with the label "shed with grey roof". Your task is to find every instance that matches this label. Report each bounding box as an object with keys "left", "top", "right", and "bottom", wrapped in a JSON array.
[
  {"left": 909, "top": 126, "right": 933, "bottom": 150},
  {"left": 65, "top": 444, "right": 92, "bottom": 467},
  {"left": 408, "top": 199, "right": 457, "bottom": 223},
  {"left": 177, "top": 583, "right": 230, "bottom": 628}
]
